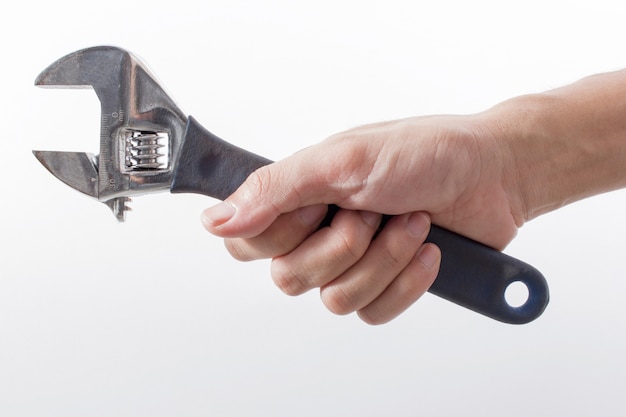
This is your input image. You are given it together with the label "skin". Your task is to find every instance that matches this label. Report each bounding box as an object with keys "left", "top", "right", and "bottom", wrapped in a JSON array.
[{"left": 202, "top": 69, "right": 626, "bottom": 325}]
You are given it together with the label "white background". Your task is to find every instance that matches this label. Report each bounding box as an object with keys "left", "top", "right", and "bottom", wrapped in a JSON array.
[{"left": 3, "top": 1, "right": 626, "bottom": 416}]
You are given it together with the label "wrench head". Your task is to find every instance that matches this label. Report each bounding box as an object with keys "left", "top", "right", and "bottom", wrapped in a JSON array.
[{"left": 33, "top": 46, "right": 188, "bottom": 221}]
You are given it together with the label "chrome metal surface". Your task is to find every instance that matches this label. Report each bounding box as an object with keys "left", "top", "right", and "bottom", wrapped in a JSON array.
[{"left": 33, "top": 46, "right": 188, "bottom": 221}]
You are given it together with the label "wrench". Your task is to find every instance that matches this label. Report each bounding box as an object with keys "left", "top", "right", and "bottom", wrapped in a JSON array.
[{"left": 33, "top": 46, "right": 549, "bottom": 324}]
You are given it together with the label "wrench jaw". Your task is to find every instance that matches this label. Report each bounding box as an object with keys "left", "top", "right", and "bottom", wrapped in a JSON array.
[
  {"left": 32, "top": 151, "right": 98, "bottom": 198},
  {"left": 35, "top": 46, "right": 129, "bottom": 93},
  {"left": 34, "top": 46, "right": 188, "bottom": 221}
]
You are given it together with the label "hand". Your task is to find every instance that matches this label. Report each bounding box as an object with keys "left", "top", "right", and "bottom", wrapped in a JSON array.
[
  {"left": 202, "top": 114, "right": 522, "bottom": 324},
  {"left": 203, "top": 69, "right": 626, "bottom": 324}
]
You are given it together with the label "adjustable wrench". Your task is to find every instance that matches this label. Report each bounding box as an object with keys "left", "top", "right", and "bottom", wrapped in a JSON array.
[{"left": 33, "top": 46, "right": 549, "bottom": 324}]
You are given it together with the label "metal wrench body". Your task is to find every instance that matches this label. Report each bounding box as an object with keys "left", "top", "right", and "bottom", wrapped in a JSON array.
[
  {"left": 33, "top": 46, "right": 549, "bottom": 324},
  {"left": 35, "top": 47, "right": 187, "bottom": 220}
]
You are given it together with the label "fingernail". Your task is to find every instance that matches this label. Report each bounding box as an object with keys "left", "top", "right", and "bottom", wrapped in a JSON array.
[
  {"left": 360, "top": 211, "right": 381, "bottom": 228},
  {"left": 418, "top": 244, "right": 440, "bottom": 269},
  {"left": 202, "top": 201, "right": 236, "bottom": 227},
  {"left": 407, "top": 212, "right": 430, "bottom": 238},
  {"left": 298, "top": 205, "right": 327, "bottom": 226}
]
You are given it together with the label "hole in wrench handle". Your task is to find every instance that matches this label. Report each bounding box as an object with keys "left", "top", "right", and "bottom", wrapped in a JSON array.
[
  {"left": 424, "top": 225, "right": 549, "bottom": 324},
  {"left": 171, "top": 116, "right": 549, "bottom": 324}
]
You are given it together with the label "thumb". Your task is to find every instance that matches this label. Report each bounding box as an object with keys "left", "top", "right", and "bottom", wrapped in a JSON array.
[{"left": 201, "top": 148, "right": 338, "bottom": 238}]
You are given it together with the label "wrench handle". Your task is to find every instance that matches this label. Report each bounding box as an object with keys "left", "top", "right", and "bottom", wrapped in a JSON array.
[{"left": 171, "top": 116, "right": 549, "bottom": 324}]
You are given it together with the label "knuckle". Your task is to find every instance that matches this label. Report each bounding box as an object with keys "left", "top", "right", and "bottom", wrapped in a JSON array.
[
  {"left": 329, "top": 219, "right": 370, "bottom": 264},
  {"left": 224, "top": 239, "right": 253, "bottom": 262},
  {"left": 357, "top": 308, "right": 386, "bottom": 326},
  {"left": 332, "top": 235, "right": 362, "bottom": 266},
  {"left": 246, "top": 167, "right": 271, "bottom": 196},
  {"left": 378, "top": 244, "right": 407, "bottom": 269},
  {"left": 246, "top": 165, "right": 294, "bottom": 216},
  {"left": 271, "top": 259, "right": 307, "bottom": 296},
  {"left": 320, "top": 286, "right": 355, "bottom": 316}
]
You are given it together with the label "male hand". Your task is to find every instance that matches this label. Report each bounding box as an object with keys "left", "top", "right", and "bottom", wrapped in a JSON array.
[{"left": 202, "top": 115, "right": 520, "bottom": 324}]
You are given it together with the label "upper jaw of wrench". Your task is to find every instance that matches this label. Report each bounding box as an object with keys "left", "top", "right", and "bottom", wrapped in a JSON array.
[{"left": 33, "top": 46, "right": 188, "bottom": 221}]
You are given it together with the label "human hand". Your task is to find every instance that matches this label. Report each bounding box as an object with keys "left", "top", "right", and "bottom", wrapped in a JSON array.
[{"left": 202, "top": 113, "right": 523, "bottom": 324}]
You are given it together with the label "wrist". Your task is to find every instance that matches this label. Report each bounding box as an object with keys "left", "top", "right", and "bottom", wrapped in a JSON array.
[
  {"left": 483, "top": 93, "right": 561, "bottom": 223},
  {"left": 485, "top": 71, "right": 626, "bottom": 223}
]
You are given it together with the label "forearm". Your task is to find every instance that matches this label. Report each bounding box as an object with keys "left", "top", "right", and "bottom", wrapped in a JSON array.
[{"left": 486, "top": 70, "right": 626, "bottom": 222}]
